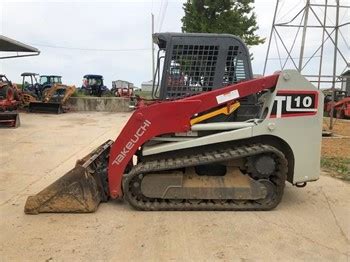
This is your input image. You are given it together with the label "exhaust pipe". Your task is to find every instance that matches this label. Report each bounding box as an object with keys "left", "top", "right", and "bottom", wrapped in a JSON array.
[{"left": 24, "top": 140, "right": 113, "bottom": 214}]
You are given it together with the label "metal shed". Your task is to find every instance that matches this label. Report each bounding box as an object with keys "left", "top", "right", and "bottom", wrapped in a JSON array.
[{"left": 340, "top": 70, "right": 350, "bottom": 95}]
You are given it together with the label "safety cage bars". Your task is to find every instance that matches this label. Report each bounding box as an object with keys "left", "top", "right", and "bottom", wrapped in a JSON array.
[{"left": 152, "top": 33, "right": 252, "bottom": 100}]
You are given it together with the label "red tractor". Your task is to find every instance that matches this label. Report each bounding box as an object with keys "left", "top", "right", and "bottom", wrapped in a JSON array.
[
  {"left": 331, "top": 97, "right": 350, "bottom": 119},
  {"left": 324, "top": 90, "right": 350, "bottom": 119},
  {"left": 115, "top": 87, "right": 133, "bottom": 97},
  {"left": 112, "top": 80, "right": 134, "bottom": 98},
  {"left": 0, "top": 74, "right": 20, "bottom": 127}
]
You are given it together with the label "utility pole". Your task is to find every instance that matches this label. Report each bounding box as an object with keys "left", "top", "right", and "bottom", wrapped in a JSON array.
[
  {"left": 263, "top": 0, "right": 280, "bottom": 75},
  {"left": 317, "top": 0, "right": 328, "bottom": 89},
  {"left": 151, "top": 13, "right": 155, "bottom": 80},
  {"left": 264, "top": 0, "right": 349, "bottom": 94},
  {"left": 329, "top": 0, "right": 340, "bottom": 130},
  {"left": 298, "top": 0, "right": 310, "bottom": 72}
]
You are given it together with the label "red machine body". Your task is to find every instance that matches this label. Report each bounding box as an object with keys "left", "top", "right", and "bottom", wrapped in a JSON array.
[
  {"left": 0, "top": 83, "right": 19, "bottom": 110},
  {"left": 107, "top": 74, "right": 279, "bottom": 198},
  {"left": 325, "top": 97, "right": 350, "bottom": 118},
  {"left": 115, "top": 87, "right": 133, "bottom": 97},
  {"left": 0, "top": 97, "right": 19, "bottom": 111},
  {"left": 329, "top": 97, "right": 350, "bottom": 118},
  {"left": 0, "top": 85, "right": 20, "bottom": 128}
]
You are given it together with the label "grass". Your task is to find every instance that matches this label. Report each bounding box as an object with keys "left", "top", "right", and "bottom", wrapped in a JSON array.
[
  {"left": 134, "top": 90, "right": 152, "bottom": 99},
  {"left": 321, "top": 157, "right": 350, "bottom": 181},
  {"left": 71, "top": 90, "right": 86, "bottom": 97}
]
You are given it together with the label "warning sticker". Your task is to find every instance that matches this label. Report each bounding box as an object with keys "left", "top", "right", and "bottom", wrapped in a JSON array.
[{"left": 216, "top": 90, "right": 240, "bottom": 104}]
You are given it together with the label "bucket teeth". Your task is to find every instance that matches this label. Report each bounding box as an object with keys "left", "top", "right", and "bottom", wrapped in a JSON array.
[{"left": 24, "top": 140, "right": 113, "bottom": 214}]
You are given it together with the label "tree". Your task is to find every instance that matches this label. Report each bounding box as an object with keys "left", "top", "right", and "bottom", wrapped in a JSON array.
[{"left": 181, "top": 0, "right": 264, "bottom": 47}]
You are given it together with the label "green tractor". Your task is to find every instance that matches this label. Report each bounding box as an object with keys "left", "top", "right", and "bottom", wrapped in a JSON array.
[{"left": 21, "top": 73, "right": 62, "bottom": 99}]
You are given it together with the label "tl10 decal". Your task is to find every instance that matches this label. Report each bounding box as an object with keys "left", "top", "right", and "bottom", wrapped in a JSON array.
[{"left": 270, "top": 91, "right": 318, "bottom": 118}]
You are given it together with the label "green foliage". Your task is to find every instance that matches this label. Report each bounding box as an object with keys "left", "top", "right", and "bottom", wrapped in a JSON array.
[
  {"left": 321, "top": 157, "right": 350, "bottom": 181},
  {"left": 134, "top": 90, "right": 152, "bottom": 99},
  {"left": 71, "top": 89, "right": 86, "bottom": 97},
  {"left": 101, "top": 91, "right": 115, "bottom": 97},
  {"left": 181, "top": 0, "right": 264, "bottom": 47}
]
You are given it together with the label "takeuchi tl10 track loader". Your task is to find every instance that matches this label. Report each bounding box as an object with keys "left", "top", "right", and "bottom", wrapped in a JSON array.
[{"left": 24, "top": 33, "right": 323, "bottom": 214}]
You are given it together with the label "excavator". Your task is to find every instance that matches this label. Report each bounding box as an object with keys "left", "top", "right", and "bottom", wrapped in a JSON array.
[{"left": 24, "top": 33, "right": 323, "bottom": 214}]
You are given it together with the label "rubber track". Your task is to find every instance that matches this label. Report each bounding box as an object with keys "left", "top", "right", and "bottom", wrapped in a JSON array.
[{"left": 123, "top": 144, "right": 288, "bottom": 211}]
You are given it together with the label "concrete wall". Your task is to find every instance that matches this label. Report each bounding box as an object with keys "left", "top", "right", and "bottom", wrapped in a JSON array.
[{"left": 67, "top": 97, "right": 131, "bottom": 112}]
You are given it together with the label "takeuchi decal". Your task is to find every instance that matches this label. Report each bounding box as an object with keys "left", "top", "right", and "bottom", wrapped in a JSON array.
[{"left": 112, "top": 119, "right": 151, "bottom": 165}]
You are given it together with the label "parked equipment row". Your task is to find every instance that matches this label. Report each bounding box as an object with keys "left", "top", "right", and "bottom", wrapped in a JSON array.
[{"left": 0, "top": 73, "right": 76, "bottom": 127}]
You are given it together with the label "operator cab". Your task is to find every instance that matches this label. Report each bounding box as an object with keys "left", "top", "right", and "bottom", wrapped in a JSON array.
[
  {"left": 21, "top": 73, "right": 64, "bottom": 99},
  {"left": 40, "top": 75, "right": 62, "bottom": 86},
  {"left": 21, "top": 72, "right": 40, "bottom": 96},
  {"left": 83, "top": 75, "right": 103, "bottom": 86},
  {"left": 82, "top": 74, "right": 107, "bottom": 97},
  {"left": 0, "top": 74, "right": 10, "bottom": 84},
  {"left": 152, "top": 32, "right": 258, "bottom": 120},
  {"left": 39, "top": 75, "right": 64, "bottom": 98}
]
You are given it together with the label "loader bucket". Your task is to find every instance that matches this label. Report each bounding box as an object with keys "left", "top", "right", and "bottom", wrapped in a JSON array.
[
  {"left": 28, "top": 102, "right": 63, "bottom": 114},
  {"left": 24, "top": 140, "right": 113, "bottom": 214},
  {"left": 0, "top": 112, "right": 20, "bottom": 128}
]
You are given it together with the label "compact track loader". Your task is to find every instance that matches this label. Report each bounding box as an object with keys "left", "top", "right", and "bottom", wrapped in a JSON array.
[{"left": 24, "top": 33, "right": 323, "bottom": 214}]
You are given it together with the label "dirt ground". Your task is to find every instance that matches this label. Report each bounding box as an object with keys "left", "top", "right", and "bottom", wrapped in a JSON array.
[
  {"left": 322, "top": 118, "right": 350, "bottom": 158},
  {"left": 1, "top": 112, "right": 349, "bottom": 261}
]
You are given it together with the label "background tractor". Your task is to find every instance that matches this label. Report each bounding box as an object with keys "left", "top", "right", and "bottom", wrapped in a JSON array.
[
  {"left": 81, "top": 74, "right": 108, "bottom": 97},
  {"left": 39, "top": 75, "right": 63, "bottom": 98},
  {"left": 0, "top": 74, "right": 20, "bottom": 127},
  {"left": 111, "top": 81, "right": 134, "bottom": 98},
  {"left": 21, "top": 73, "right": 63, "bottom": 99},
  {"left": 21, "top": 72, "right": 75, "bottom": 113},
  {"left": 324, "top": 89, "right": 350, "bottom": 119}
]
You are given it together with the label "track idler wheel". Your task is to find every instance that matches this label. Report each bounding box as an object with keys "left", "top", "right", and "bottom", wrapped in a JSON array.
[{"left": 24, "top": 140, "right": 113, "bottom": 214}]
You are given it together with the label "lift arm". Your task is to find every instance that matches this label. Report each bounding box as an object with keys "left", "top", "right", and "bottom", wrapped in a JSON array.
[{"left": 107, "top": 73, "right": 280, "bottom": 198}]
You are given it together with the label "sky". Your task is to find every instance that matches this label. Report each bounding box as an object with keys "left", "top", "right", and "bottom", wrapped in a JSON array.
[{"left": 0, "top": 0, "right": 349, "bottom": 88}]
